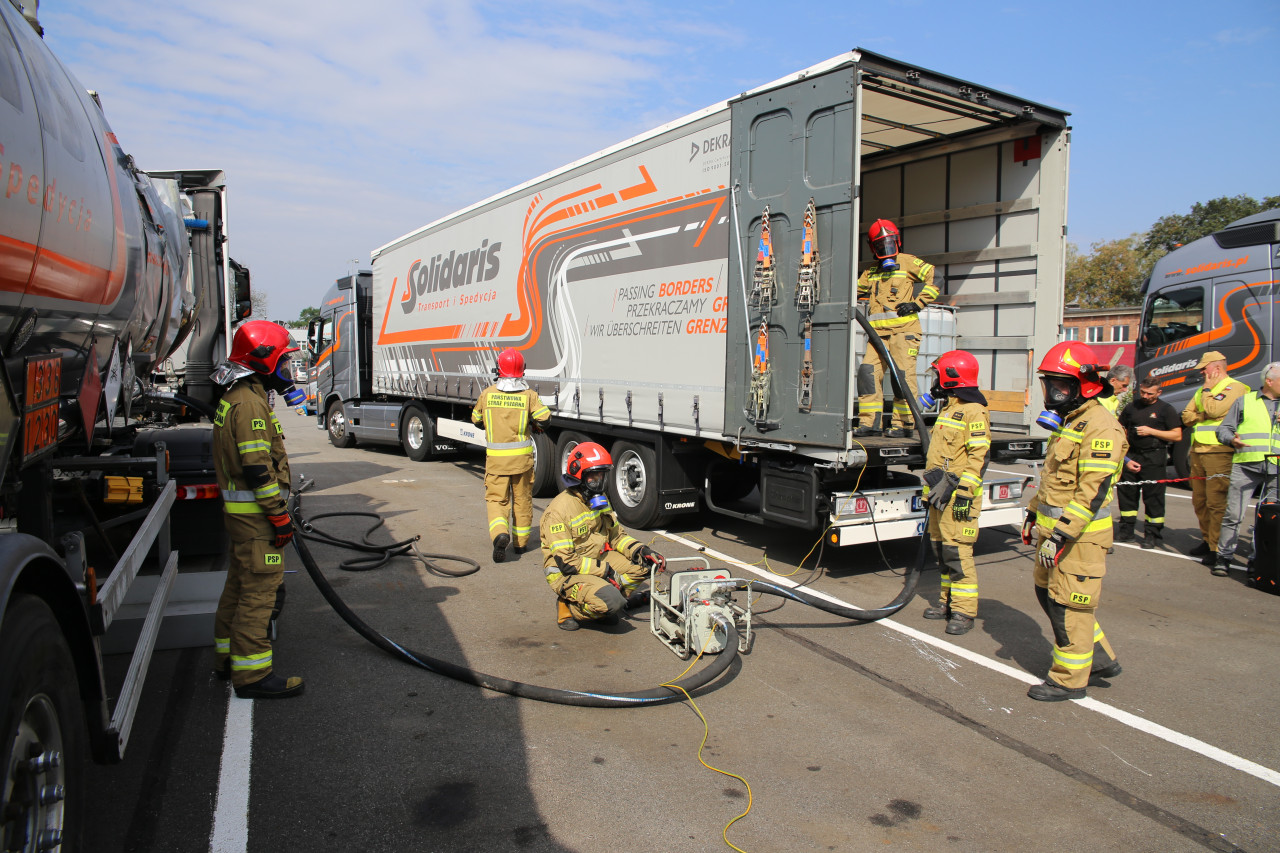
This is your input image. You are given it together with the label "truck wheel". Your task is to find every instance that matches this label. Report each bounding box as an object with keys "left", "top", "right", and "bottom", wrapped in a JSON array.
[
  {"left": 553, "top": 431, "right": 592, "bottom": 493},
  {"left": 401, "top": 405, "right": 434, "bottom": 462},
  {"left": 1, "top": 595, "right": 85, "bottom": 853},
  {"left": 609, "top": 440, "right": 667, "bottom": 529},
  {"left": 327, "top": 401, "right": 355, "bottom": 448},
  {"left": 530, "top": 432, "right": 556, "bottom": 497}
]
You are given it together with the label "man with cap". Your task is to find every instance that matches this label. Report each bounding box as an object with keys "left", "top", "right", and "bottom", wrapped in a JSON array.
[
  {"left": 1181, "top": 351, "right": 1249, "bottom": 565},
  {"left": 1213, "top": 361, "right": 1280, "bottom": 577}
]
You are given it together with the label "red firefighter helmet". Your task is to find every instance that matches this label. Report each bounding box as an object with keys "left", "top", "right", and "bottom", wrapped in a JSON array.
[
  {"left": 932, "top": 350, "right": 980, "bottom": 389},
  {"left": 564, "top": 441, "right": 612, "bottom": 485},
  {"left": 1037, "top": 342, "right": 1106, "bottom": 399},
  {"left": 229, "top": 320, "right": 297, "bottom": 376},
  {"left": 867, "top": 219, "right": 902, "bottom": 259},
  {"left": 497, "top": 348, "right": 525, "bottom": 378}
]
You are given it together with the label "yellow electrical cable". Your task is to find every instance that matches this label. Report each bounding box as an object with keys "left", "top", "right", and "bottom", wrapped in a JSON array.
[{"left": 661, "top": 635, "right": 754, "bottom": 853}]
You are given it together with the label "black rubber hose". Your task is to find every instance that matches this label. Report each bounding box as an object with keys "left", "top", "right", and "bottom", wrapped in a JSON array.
[
  {"left": 299, "top": 510, "right": 480, "bottom": 576},
  {"left": 288, "top": 490, "right": 738, "bottom": 707},
  {"left": 747, "top": 537, "right": 922, "bottom": 621},
  {"left": 851, "top": 305, "right": 931, "bottom": 455}
]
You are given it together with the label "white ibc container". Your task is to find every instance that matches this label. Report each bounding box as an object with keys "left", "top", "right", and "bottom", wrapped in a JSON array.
[{"left": 853, "top": 305, "right": 957, "bottom": 414}]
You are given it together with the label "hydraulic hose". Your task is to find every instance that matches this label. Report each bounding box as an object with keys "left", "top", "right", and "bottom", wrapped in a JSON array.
[
  {"left": 288, "top": 489, "right": 738, "bottom": 707},
  {"left": 298, "top": 510, "right": 480, "bottom": 575},
  {"left": 851, "top": 305, "right": 931, "bottom": 456}
]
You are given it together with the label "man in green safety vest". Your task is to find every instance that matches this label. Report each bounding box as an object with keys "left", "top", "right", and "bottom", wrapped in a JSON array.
[
  {"left": 1213, "top": 362, "right": 1280, "bottom": 578},
  {"left": 1180, "top": 351, "right": 1249, "bottom": 566}
]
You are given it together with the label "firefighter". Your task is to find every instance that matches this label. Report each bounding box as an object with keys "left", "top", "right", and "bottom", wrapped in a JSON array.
[
  {"left": 1022, "top": 342, "right": 1126, "bottom": 701},
  {"left": 540, "top": 442, "right": 663, "bottom": 630},
  {"left": 854, "top": 219, "right": 939, "bottom": 438},
  {"left": 919, "top": 350, "right": 991, "bottom": 636},
  {"left": 1115, "top": 374, "right": 1181, "bottom": 549},
  {"left": 472, "top": 349, "right": 550, "bottom": 562},
  {"left": 211, "top": 321, "right": 306, "bottom": 699},
  {"left": 1180, "top": 351, "right": 1248, "bottom": 565}
]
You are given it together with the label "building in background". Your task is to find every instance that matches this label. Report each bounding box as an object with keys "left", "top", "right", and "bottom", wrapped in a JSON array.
[{"left": 1061, "top": 304, "right": 1141, "bottom": 368}]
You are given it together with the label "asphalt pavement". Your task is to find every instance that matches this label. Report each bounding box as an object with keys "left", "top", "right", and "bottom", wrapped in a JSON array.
[{"left": 84, "top": 405, "right": 1280, "bottom": 853}]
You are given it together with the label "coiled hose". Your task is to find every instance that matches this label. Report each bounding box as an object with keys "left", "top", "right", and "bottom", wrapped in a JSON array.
[
  {"left": 288, "top": 488, "right": 738, "bottom": 707},
  {"left": 287, "top": 312, "right": 930, "bottom": 701}
]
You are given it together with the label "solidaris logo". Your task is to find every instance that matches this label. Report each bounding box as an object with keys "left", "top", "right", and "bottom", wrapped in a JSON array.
[{"left": 400, "top": 239, "right": 502, "bottom": 313}]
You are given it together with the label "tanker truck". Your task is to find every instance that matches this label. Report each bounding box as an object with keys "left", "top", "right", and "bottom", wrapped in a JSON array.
[
  {"left": 310, "top": 49, "right": 1067, "bottom": 544},
  {"left": 1, "top": 3, "right": 252, "bottom": 849}
]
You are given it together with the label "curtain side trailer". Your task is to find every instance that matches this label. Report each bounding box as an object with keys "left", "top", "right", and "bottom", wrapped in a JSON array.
[{"left": 311, "top": 49, "right": 1071, "bottom": 543}]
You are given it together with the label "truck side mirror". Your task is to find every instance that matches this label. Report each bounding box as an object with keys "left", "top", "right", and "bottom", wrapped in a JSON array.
[{"left": 231, "top": 259, "right": 252, "bottom": 320}]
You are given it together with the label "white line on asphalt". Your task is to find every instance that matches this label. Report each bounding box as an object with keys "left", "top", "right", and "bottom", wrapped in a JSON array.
[
  {"left": 210, "top": 693, "right": 253, "bottom": 853},
  {"left": 656, "top": 529, "right": 1280, "bottom": 789}
]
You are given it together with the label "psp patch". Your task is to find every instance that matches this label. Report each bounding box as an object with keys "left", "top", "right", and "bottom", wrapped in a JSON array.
[
  {"left": 251, "top": 418, "right": 267, "bottom": 432},
  {"left": 1069, "top": 591, "right": 1092, "bottom": 606},
  {"left": 265, "top": 553, "right": 282, "bottom": 566},
  {"left": 963, "top": 527, "right": 977, "bottom": 538},
  {"left": 548, "top": 523, "right": 565, "bottom": 535},
  {"left": 1091, "top": 439, "right": 1113, "bottom": 451}
]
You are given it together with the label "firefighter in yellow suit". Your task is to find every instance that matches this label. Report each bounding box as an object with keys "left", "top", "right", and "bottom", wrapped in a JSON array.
[
  {"left": 472, "top": 349, "right": 550, "bottom": 562},
  {"left": 1023, "top": 342, "right": 1126, "bottom": 701},
  {"left": 212, "top": 321, "right": 306, "bottom": 699},
  {"left": 919, "top": 350, "right": 991, "bottom": 636},
  {"left": 1180, "top": 350, "right": 1248, "bottom": 566},
  {"left": 855, "top": 219, "right": 939, "bottom": 438},
  {"left": 540, "top": 442, "right": 663, "bottom": 630}
]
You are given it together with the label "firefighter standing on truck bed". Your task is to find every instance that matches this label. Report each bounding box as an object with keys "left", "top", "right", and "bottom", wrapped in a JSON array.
[
  {"left": 1022, "top": 342, "right": 1125, "bottom": 702},
  {"left": 212, "top": 321, "right": 307, "bottom": 700},
  {"left": 540, "top": 442, "right": 663, "bottom": 631},
  {"left": 472, "top": 349, "right": 550, "bottom": 563},
  {"left": 1180, "top": 350, "right": 1249, "bottom": 567},
  {"left": 854, "top": 219, "right": 939, "bottom": 438},
  {"left": 919, "top": 350, "right": 991, "bottom": 637}
]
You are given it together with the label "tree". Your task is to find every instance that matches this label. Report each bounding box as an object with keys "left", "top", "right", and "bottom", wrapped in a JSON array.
[
  {"left": 289, "top": 307, "right": 320, "bottom": 329},
  {"left": 1064, "top": 234, "right": 1147, "bottom": 308},
  {"left": 1142, "top": 194, "right": 1280, "bottom": 258},
  {"left": 250, "top": 291, "right": 269, "bottom": 318}
]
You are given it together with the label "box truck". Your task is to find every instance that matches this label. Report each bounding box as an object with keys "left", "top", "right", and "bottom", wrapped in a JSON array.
[{"left": 310, "top": 49, "right": 1071, "bottom": 544}]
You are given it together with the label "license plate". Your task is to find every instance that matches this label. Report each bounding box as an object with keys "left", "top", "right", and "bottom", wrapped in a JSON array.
[{"left": 910, "top": 495, "right": 924, "bottom": 512}]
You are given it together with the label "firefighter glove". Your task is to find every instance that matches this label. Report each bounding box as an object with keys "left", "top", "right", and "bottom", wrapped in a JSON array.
[
  {"left": 267, "top": 513, "right": 294, "bottom": 549},
  {"left": 634, "top": 545, "right": 664, "bottom": 568},
  {"left": 927, "top": 473, "right": 960, "bottom": 511},
  {"left": 1021, "top": 510, "right": 1037, "bottom": 545},
  {"left": 896, "top": 302, "right": 920, "bottom": 317},
  {"left": 1037, "top": 531, "right": 1068, "bottom": 570},
  {"left": 952, "top": 493, "right": 973, "bottom": 521}
]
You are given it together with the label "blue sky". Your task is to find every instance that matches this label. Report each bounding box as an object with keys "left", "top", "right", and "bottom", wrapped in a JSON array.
[{"left": 39, "top": 0, "right": 1279, "bottom": 322}]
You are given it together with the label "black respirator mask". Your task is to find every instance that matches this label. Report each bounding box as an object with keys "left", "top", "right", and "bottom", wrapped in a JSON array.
[
  {"left": 266, "top": 360, "right": 305, "bottom": 407},
  {"left": 581, "top": 469, "right": 610, "bottom": 509}
]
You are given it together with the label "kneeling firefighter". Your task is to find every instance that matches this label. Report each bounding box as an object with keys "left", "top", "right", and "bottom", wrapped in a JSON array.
[
  {"left": 918, "top": 350, "right": 991, "bottom": 636},
  {"left": 540, "top": 442, "right": 664, "bottom": 630},
  {"left": 212, "top": 321, "right": 307, "bottom": 699},
  {"left": 1022, "top": 342, "right": 1126, "bottom": 701}
]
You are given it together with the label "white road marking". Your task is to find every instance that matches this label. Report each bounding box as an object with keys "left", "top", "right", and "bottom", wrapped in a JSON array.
[
  {"left": 210, "top": 693, "right": 253, "bottom": 853},
  {"left": 656, "top": 529, "right": 1280, "bottom": 789}
]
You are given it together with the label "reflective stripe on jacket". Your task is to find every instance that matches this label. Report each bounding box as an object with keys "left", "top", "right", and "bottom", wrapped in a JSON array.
[
  {"left": 924, "top": 398, "right": 991, "bottom": 496},
  {"left": 1182, "top": 376, "right": 1247, "bottom": 451},
  {"left": 1230, "top": 392, "right": 1280, "bottom": 464},
  {"left": 856, "top": 252, "right": 937, "bottom": 332},
  {"left": 1027, "top": 398, "right": 1128, "bottom": 543}
]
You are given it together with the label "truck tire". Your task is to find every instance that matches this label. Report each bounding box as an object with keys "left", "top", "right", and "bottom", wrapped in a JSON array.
[
  {"left": 1, "top": 595, "right": 85, "bottom": 853},
  {"left": 327, "top": 401, "right": 355, "bottom": 448},
  {"left": 553, "top": 431, "right": 592, "bottom": 493},
  {"left": 609, "top": 440, "right": 667, "bottom": 529},
  {"left": 530, "top": 431, "right": 556, "bottom": 497},
  {"left": 400, "top": 405, "right": 434, "bottom": 462}
]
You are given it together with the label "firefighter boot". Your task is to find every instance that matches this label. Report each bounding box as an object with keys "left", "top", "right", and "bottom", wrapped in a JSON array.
[
  {"left": 1091, "top": 660, "right": 1122, "bottom": 680},
  {"left": 626, "top": 590, "right": 651, "bottom": 610},
  {"left": 556, "top": 599, "right": 580, "bottom": 631},
  {"left": 922, "top": 603, "right": 950, "bottom": 620},
  {"left": 1141, "top": 529, "right": 1161, "bottom": 550},
  {"left": 1027, "top": 679, "right": 1086, "bottom": 702},
  {"left": 884, "top": 427, "right": 912, "bottom": 439},
  {"left": 235, "top": 673, "right": 305, "bottom": 700},
  {"left": 1115, "top": 523, "right": 1134, "bottom": 543},
  {"left": 493, "top": 533, "right": 510, "bottom": 563},
  {"left": 945, "top": 613, "right": 974, "bottom": 635}
]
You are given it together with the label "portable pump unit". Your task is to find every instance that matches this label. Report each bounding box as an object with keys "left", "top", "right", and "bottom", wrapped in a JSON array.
[{"left": 649, "top": 558, "right": 754, "bottom": 658}]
